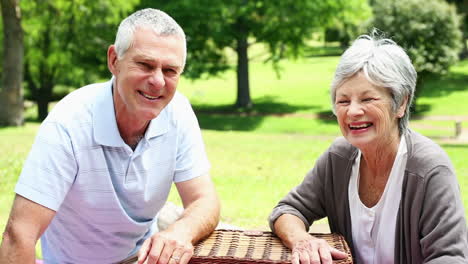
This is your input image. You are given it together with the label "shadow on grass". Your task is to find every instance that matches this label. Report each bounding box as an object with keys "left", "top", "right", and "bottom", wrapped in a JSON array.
[
  {"left": 412, "top": 103, "right": 433, "bottom": 116},
  {"left": 193, "top": 96, "right": 318, "bottom": 115},
  {"left": 316, "top": 110, "right": 337, "bottom": 124},
  {"left": 197, "top": 114, "right": 266, "bottom": 131},
  {"left": 419, "top": 72, "right": 468, "bottom": 98},
  {"left": 440, "top": 143, "right": 468, "bottom": 149},
  {"left": 194, "top": 96, "right": 322, "bottom": 131}
]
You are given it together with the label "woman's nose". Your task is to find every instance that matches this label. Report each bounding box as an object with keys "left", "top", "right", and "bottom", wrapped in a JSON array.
[{"left": 347, "top": 101, "right": 364, "bottom": 117}]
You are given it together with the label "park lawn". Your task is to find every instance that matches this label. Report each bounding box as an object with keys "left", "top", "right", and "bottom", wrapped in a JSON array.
[
  {"left": 178, "top": 56, "right": 340, "bottom": 115},
  {"left": 1, "top": 123, "right": 467, "bottom": 231},
  {"left": 178, "top": 57, "right": 468, "bottom": 117},
  {"left": 416, "top": 60, "right": 468, "bottom": 116}
]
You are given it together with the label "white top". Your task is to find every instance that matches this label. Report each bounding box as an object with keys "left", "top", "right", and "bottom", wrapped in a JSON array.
[
  {"left": 15, "top": 79, "right": 210, "bottom": 264},
  {"left": 348, "top": 136, "right": 408, "bottom": 264}
]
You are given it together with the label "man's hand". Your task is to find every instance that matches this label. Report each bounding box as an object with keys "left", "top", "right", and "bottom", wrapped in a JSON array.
[
  {"left": 291, "top": 236, "right": 347, "bottom": 264},
  {"left": 138, "top": 173, "right": 220, "bottom": 264},
  {"left": 137, "top": 230, "right": 193, "bottom": 264}
]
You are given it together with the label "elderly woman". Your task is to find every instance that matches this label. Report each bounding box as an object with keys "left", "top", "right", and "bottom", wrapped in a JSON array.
[{"left": 269, "top": 34, "right": 468, "bottom": 264}]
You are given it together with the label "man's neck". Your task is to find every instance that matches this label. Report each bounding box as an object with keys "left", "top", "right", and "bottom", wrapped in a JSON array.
[{"left": 116, "top": 113, "right": 149, "bottom": 149}]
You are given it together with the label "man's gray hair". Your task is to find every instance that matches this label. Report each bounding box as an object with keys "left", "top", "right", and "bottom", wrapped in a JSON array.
[
  {"left": 114, "top": 8, "right": 186, "bottom": 63},
  {"left": 330, "top": 32, "right": 417, "bottom": 135}
]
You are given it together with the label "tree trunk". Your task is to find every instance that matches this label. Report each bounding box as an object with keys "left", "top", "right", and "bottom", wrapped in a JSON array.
[
  {"left": 0, "top": 0, "right": 24, "bottom": 126},
  {"left": 235, "top": 32, "right": 252, "bottom": 108},
  {"left": 37, "top": 94, "right": 50, "bottom": 121}
]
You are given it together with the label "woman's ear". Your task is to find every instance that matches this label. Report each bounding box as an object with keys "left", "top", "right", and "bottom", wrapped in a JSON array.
[{"left": 397, "top": 96, "right": 409, "bottom": 118}]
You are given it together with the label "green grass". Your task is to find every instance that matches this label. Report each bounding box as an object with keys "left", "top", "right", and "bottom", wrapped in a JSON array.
[
  {"left": 179, "top": 58, "right": 468, "bottom": 117},
  {"left": 416, "top": 60, "right": 468, "bottom": 115},
  {"left": 0, "top": 124, "right": 467, "bottom": 231}
]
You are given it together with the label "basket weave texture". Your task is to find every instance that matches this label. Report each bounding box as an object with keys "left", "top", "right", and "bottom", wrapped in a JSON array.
[{"left": 189, "top": 229, "right": 353, "bottom": 264}]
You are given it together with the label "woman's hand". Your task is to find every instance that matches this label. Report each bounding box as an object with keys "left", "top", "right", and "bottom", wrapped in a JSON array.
[
  {"left": 273, "top": 214, "right": 347, "bottom": 264},
  {"left": 291, "top": 235, "right": 347, "bottom": 264}
]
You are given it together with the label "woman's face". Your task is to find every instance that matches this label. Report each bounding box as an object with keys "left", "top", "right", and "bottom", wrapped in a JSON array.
[{"left": 334, "top": 73, "right": 405, "bottom": 150}]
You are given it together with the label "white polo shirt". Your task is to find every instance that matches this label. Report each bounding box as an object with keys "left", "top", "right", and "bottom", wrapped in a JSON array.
[{"left": 15, "top": 79, "right": 210, "bottom": 264}]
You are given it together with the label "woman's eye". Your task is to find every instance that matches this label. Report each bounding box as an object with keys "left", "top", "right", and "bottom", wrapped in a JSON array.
[
  {"left": 336, "top": 100, "right": 350, "bottom": 105},
  {"left": 362, "top": 98, "right": 374, "bottom": 102}
]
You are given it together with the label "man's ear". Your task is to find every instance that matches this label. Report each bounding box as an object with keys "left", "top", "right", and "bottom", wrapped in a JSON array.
[
  {"left": 107, "top": 45, "right": 119, "bottom": 75},
  {"left": 397, "top": 96, "right": 409, "bottom": 118}
]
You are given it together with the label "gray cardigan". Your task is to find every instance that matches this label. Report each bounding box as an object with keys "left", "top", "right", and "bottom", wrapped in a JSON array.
[{"left": 269, "top": 130, "right": 468, "bottom": 263}]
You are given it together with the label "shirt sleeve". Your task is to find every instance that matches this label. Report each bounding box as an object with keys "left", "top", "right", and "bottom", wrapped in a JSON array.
[
  {"left": 269, "top": 150, "right": 329, "bottom": 233},
  {"left": 15, "top": 121, "right": 78, "bottom": 211},
  {"left": 419, "top": 165, "right": 468, "bottom": 263},
  {"left": 172, "top": 96, "right": 210, "bottom": 183}
]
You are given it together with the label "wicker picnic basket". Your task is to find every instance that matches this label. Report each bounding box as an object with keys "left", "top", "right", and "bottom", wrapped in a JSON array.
[{"left": 189, "top": 229, "right": 353, "bottom": 264}]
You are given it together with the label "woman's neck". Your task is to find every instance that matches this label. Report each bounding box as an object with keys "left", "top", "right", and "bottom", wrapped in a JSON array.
[{"left": 360, "top": 133, "right": 401, "bottom": 179}]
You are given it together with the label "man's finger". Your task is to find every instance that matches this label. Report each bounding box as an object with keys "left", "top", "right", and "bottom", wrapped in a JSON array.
[
  {"left": 147, "top": 238, "right": 166, "bottom": 264},
  {"left": 138, "top": 239, "right": 152, "bottom": 264},
  {"left": 177, "top": 250, "right": 193, "bottom": 264},
  {"left": 156, "top": 239, "right": 177, "bottom": 264}
]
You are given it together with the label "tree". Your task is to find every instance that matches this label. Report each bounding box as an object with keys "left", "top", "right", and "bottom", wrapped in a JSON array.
[
  {"left": 325, "top": 0, "right": 372, "bottom": 48},
  {"left": 371, "top": 0, "right": 463, "bottom": 107},
  {"left": 447, "top": 0, "right": 468, "bottom": 58},
  {"left": 138, "top": 0, "right": 361, "bottom": 108},
  {"left": 22, "top": 0, "right": 138, "bottom": 120},
  {"left": 0, "top": 0, "right": 24, "bottom": 126}
]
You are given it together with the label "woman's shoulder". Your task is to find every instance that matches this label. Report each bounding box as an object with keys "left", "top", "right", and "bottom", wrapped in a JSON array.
[
  {"left": 327, "top": 136, "right": 357, "bottom": 159},
  {"left": 405, "top": 130, "right": 454, "bottom": 177}
]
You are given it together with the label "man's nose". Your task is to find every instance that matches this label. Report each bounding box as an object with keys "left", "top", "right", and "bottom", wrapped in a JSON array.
[{"left": 148, "top": 69, "right": 165, "bottom": 88}]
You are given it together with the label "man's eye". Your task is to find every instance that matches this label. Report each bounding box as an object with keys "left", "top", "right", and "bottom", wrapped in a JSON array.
[
  {"left": 138, "top": 62, "right": 152, "bottom": 69},
  {"left": 163, "top": 68, "right": 177, "bottom": 76}
]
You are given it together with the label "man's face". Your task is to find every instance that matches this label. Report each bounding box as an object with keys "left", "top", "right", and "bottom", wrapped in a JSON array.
[{"left": 108, "top": 27, "right": 185, "bottom": 123}]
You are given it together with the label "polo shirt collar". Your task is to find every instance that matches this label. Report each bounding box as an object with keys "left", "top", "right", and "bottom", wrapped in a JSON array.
[
  {"left": 146, "top": 106, "right": 169, "bottom": 140},
  {"left": 93, "top": 79, "right": 125, "bottom": 147},
  {"left": 93, "top": 78, "right": 170, "bottom": 147}
]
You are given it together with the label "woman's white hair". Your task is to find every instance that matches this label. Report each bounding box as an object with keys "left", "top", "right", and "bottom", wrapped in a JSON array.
[
  {"left": 330, "top": 31, "right": 417, "bottom": 135},
  {"left": 114, "top": 8, "right": 186, "bottom": 64}
]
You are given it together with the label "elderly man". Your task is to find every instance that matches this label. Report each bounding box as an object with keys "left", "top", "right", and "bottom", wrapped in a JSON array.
[{"left": 0, "top": 8, "right": 220, "bottom": 264}]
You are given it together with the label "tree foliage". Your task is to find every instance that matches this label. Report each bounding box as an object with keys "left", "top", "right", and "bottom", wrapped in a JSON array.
[
  {"left": 325, "top": 0, "right": 372, "bottom": 47},
  {"left": 138, "top": 0, "right": 362, "bottom": 108},
  {"left": 21, "top": 0, "right": 138, "bottom": 120},
  {"left": 371, "top": 0, "right": 463, "bottom": 107},
  {"left": 446, "top": 0, "right": 467, "bottom": 58},
  {"left": 371, "top": 0, "right": 462, "bottom": 76}
]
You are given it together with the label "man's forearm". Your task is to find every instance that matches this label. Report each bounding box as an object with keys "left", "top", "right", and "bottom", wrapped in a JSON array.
[
  {"left": 0, "top": 232, "right": 36, "bottom": 264},
  {"left": 165, "top": 195, "right": 220, "bottom": 244}
]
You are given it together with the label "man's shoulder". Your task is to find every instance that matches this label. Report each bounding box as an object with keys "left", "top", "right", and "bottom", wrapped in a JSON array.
[
  {"left": 46, "top": 81, "right": 110, "bottom": 124},
  {"left": 166, "top": 91, "right": 195, "bottom": 121}
]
